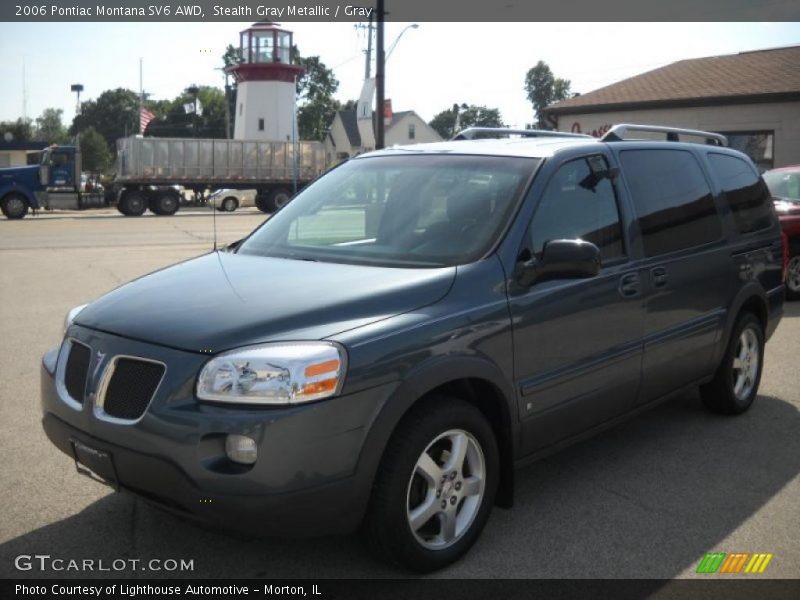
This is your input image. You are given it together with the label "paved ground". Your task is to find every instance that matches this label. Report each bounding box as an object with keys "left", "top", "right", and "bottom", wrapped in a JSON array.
[{"left": 0, "top": 209, "right": 798, "bottom": 580}]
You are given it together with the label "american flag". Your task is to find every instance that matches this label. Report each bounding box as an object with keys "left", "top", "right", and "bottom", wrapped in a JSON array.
[{"left": 139, "top": 107, "right": 155, "bottom": 133}]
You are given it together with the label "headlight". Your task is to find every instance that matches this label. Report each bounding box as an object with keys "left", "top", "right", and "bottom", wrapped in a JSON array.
[
  {"left": 196, "top": 342, "right": 346, "bottom": 405},
  {"left": 64, "top": 303, "right": 88, "bottom": 333}
]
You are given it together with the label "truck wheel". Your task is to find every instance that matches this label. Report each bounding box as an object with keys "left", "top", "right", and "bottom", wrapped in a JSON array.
[
  {"left": 787, "top": 243, "right": 800, "bottom": 300},
  {"left": 268, "top": 188, "right": 292, "bottom": 211},
  {"left": 255, "top": 194, "right": 271, "bottom": 213},
  {"left": 119, "top": 191, "right": 147, "bottom": 216},
  {"left": 151, "top": 192, "right": 180, "bottom": 216},
  {"left": 363, "top": 396, "right": 499, "bottom": 572},
  {"left": 700, "top": 312, "right": 764, "bottom": 415},
  {"left": 1, "top": 194, "right": 29, "bottom": 220},
  {"left": 221, "top": 197, "right": 238, "bottom": 212}
]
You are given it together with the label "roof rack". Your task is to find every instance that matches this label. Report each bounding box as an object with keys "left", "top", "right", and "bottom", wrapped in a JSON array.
[
  {"left": 452, "top": 127, "right": 592, "bottom": 141},
  {"left": 601, "top": 124, "right": 728, "bottom": 147}
]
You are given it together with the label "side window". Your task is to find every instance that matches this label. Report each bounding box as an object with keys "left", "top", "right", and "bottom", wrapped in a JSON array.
[
  {"left": 620, "top": 149, "right": 721, "bottom": 257},
  {"left": 529, "top": 156, "right": 625, "bottom": 261},
  {"left": 708, "top": 153, "right": 774, "bottom": 233}
]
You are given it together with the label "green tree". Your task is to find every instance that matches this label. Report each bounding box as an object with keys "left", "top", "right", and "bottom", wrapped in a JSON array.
[
  {"left": 295, "top": 51, "right": 340, "bottom": 141},
  {"left": 0, "top": 118, "right": 34, "bottom": 142},
  {"left": 35, "top": 108, "right": 69, "bottom": 144},
  {"left": 429, "top": 104, "right": 504, "bottom": 139},
  {"left": 70, "top": 88, "right": 140, "bottom": 150},
  {"left": 524, "top": 61, "right": 571, "bottom": 129},
  {"left": 145, "top": 86, "right": 228, "bottom": 138},
  {"left": 79, "top": 126, "right": 112, "bottom": 173}
]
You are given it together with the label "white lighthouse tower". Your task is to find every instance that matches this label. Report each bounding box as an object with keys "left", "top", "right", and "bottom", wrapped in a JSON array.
[{"left": 229, "top": 23, "right": 304, "bottom": 141}]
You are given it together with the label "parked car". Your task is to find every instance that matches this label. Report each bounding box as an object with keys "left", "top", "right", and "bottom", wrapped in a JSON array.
[
  {"left": 208, "top": 188, "right": 257, "bottom": 212},
  {"left": 763, "top": 165, "right": 800, "bottom": 299},
  {"left": 42, "top": 125, "right": 785, "bottom": 572}
]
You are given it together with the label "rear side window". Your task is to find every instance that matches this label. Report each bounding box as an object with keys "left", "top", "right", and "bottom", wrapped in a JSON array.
[
  {"left": 528, "top": 155, "right": 625, "bottom": 261},
  {"left": 708, "top": 153, "right": 774, "bottom": 233},
  {"left": 620, "top": 149, "right": 721, "bottom": 257}
]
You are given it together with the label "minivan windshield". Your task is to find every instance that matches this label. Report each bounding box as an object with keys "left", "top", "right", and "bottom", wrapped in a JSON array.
[{"left": 238, "top": 154, "right": 537, "bottom": 267}]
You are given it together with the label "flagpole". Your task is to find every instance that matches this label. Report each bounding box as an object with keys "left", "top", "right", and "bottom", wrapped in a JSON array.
[{"left": 139, "top": 57, "right": 143, "bottom": 134}]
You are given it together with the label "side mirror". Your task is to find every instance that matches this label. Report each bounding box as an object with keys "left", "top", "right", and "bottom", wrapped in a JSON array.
[
  {"left": 516, "top": 239, "right": 601, "bottom": 286},
  {"left": 40, "top": 164, "right": 50, "bottom": 186}
]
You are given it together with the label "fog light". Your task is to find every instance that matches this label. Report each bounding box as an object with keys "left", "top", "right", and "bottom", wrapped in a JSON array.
[{"left": 225, "top": 434, "right": 257, "bottom": 465}]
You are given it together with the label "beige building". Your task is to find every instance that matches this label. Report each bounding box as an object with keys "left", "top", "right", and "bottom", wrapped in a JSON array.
[
  {"left": 544, "top": 45, "right": 800, "bottom": 170},
  {"left": 0, "top": 141, "right": 47, "bottom": 168},
  {"left": 326, "top": 109, "right": 442, "bottom": 161}
]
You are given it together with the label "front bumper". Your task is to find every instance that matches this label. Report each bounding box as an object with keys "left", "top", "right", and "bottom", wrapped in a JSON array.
[{"left": 41, "top": 326, "right": 397, "bottom": 537}]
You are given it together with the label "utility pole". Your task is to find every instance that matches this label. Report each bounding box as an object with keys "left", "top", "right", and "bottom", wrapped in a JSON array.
[
  {"left": 375, "top": 0, "right": 385, "bottom": 149},
  {"left": 364, "top": 15, "right": 374, "bottom": 79}
]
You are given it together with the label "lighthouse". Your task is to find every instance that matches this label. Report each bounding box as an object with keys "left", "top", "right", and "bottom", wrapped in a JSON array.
[{"left": 228, "top": 22, "right": 304, "bottom": 141}]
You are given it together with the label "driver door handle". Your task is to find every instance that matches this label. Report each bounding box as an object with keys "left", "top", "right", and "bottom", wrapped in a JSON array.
[{"left": 618, "top": 272, "right": 641, "bottom": 298}]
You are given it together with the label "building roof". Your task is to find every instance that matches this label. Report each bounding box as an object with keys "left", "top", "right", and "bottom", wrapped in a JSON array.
[
  {"left": 337, "top": 110, "right": 361, "bottom": 147},
  {"left": 545, "top": 45, "right": 800, "bottom": 115},
  {"left": 335, "top": 110, "right": 418, "bottom": 148}
]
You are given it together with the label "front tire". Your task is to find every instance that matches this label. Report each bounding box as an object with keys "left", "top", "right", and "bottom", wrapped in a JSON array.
[
  {"left": 1, "top": 194, "right": 29, "bottom": 219},
  {"left": 363, "top": 397, "right": 499, "bottom": 572},
  {"left": 700, "top": 312, "right": 764, "bottom": 415},
  {"left": 221, "top": 197, "right": 238, "bottom": 212}
]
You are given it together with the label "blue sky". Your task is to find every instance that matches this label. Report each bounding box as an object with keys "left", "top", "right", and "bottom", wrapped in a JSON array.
[{"left": 1, "top": 22, "right": 798, "bottom": 129}]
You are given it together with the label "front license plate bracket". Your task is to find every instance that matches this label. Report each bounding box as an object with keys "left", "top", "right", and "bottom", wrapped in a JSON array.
[{"left": 69, "top": 437, "right": 120, "bottom": 491}]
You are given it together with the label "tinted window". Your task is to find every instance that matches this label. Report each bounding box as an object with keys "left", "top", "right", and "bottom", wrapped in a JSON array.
[
  {"left": 529, "top": 156, "right": 624, "bottom": 261},
  {"left": 620, "top": 149, "right": 721, "bottom": 257},
  {"left": 709, "top": 153, "right": 774, "bottom": 233}
]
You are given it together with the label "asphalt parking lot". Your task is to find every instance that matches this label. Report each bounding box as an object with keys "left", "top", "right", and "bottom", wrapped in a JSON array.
[{"left": 0, "top": 208, "right": 798, "bottom": 580}]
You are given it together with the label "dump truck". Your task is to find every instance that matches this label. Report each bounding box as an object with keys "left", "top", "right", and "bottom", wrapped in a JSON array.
[{"left": 0, "top": 136, "right": 327, "bottom": 219}]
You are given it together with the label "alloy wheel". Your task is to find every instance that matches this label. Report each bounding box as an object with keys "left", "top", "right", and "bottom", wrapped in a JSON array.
[{"left": 405, "top": 429, "right": 486, "bottom": 550}]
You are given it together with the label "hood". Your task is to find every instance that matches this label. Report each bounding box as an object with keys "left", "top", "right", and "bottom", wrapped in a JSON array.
[{"left": 75, "top": 252, "right": 455, "bottom": 352}]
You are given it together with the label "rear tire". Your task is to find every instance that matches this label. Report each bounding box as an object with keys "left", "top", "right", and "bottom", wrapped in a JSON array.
[
  {"left": 119, "top": 191, "right": 147, "bottom": 216},
  {"left": 1, "top": 194, "right": 29, "bottom": 219},
  {"left": 363, "top": 396, "right": 499, "bottom": 572},
  {"left": 267, "top": 188, "right": 292, "bottom": 212},
  {"left": 786, "top": 244, "right": 800, "bottom": 300},
  {"left": 150, "top": 192, "right": 179, "bottom": 216},
  {"left": 700, "top": 312, "right": 764, "bottom": 415}
]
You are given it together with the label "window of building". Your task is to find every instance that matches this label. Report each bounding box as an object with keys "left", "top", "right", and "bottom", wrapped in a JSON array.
[
  {"left": 528, "top": 155, "right": 625, "bottom": 261},
  {"left": 0, "top": 153, "right": 10, "bottom": 168},
  {"left": 708, "top": 153, "right": 774, "bottom": 234},
  {"left": 408, "top": 124, "right": 416, "bottom": 140},
  {"left": 718, "top": 130, "right": 774, "bottom": 172},
  {"left": 258, "top": 118, "right": 265, "bottom": 132},
  {"left": 620, "top": 149, "right": 721, "bottom": 257}
]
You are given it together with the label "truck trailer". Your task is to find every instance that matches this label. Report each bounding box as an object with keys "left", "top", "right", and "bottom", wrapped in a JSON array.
[{"left": 0, "top": 136, "right": 327, "bottom": 220}]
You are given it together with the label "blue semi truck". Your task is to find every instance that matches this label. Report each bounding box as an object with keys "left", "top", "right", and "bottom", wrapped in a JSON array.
[
  {"left": 0, "top": 145, "right": 106, "bottom": 219},
  {"left": 0, "top": 136, "right": 327, "bottom": 220}
]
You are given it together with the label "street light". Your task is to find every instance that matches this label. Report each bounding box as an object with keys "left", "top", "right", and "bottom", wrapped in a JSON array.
[
  {"left": 386, "top": 24, "right": 419, "bottom": 61},
  {"left": 70, "top": 83, "right": 84, "bottom": 115},
  {"left": 376, "top": 17, "right": 420, "bottom": 149}
]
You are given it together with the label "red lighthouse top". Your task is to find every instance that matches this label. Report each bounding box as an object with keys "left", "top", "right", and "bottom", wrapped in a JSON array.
[{"left": 228, "top": 22, "right": 304, "bottom": 83}]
